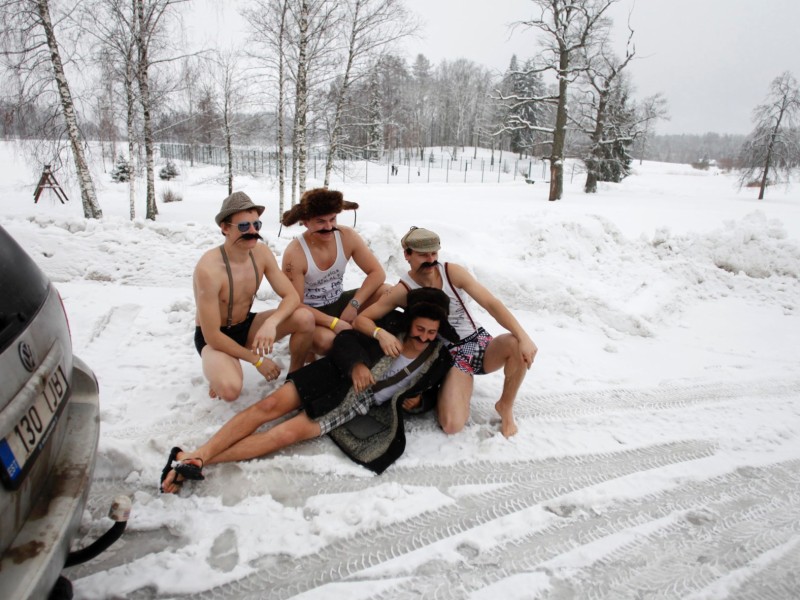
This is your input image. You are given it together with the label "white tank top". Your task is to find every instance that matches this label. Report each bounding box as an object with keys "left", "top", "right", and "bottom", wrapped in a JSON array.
[
  {"left": 372, "top": 354, "right": 415, "bottom": 405},
  {"left": 399, "top": 262, "right": 480, "bottom": 340},
  {"left": 298, "top": 230, "right": 348, "bottom": 307}
]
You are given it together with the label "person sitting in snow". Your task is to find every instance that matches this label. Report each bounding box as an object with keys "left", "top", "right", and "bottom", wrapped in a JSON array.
[
  {"left": 193, "top": 191, "right": 314, "bottom": 402},
  {"left": 280, "top": 188, "right": 390, "bottom": 358},
  {"left": 353, "top": 226, "right": 537, "bottom": 438},
  {"left": 161, "top": 288, "right": 456, "bottom": 492}
]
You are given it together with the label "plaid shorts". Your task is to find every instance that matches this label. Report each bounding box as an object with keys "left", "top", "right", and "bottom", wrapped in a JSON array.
[
  {"left": 449, "top": 328, "right": 493, "bottom": 375},
  {"left": 314, "top": 390, "right": 373, "bottom": 435}
]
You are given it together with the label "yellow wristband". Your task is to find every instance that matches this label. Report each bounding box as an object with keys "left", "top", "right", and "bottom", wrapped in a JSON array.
[
  {"left": 329, "top": 317, "right": 339, "bottom": 331},
  {"left": 373, "top": 327, "right": 382, "bottom": 339},
  {"left": 254, "top": 357, "right": 264, "bottom": 368}
]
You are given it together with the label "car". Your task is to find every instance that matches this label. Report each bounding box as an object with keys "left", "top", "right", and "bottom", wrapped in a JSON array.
[{"left": 0, "top": 224, "right": 126, "bottom": 599}]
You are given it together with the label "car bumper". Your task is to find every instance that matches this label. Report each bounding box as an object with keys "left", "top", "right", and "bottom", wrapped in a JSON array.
[{"left": 0, "top": 356, "right": 100, "bottom": 600}]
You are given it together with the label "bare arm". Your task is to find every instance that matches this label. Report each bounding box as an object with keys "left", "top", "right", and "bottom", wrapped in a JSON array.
[
  {"left": 448, "top": 263, "right": 537, "bottom": 368},
  {"left": 353, "top": 283, "right": 407, "bottom": 357},
  {"left": 253, "top": 246, "right": 301, "bottom": 353},
  {"left": 342, "top": 228, "right": 386, "bottom": 316}
]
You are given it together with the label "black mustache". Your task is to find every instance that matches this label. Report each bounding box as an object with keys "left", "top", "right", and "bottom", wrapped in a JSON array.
[
  {"left": 409, "top": 335, "right": 431, "bottom": 344},
  {"left": 418, "top": 260, "right": 440, "bottom": 271},
  {"left": 316, "top": 227, "right": 340, "bottom": 234},
  {"left": 238, "top": 233, "right": 263, "bottom": 242}
]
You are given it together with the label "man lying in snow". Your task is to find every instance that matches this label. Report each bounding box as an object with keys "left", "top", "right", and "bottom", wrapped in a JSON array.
[{"left": 160, "top": 288, "right": 456, "bottom": 492}]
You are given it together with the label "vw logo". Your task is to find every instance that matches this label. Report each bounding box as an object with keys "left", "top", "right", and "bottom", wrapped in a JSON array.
[{"left": 18, "top": 341, "right": 37, "bottom": 372}]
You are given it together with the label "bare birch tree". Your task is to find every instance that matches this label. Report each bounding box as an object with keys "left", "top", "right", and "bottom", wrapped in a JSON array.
[
  {"left": 321, "top": 0, "right": 414, "bottom": 187},
  {"left": 83, "top": 0, "right": 140, "bottom": 220},
  {"left": 0, "top": 0, "right": 103, "bottom": 218},
  {"left": 738, "top": 71, "right": 800, "bottom": 200},
  {"left": 515, "top": 0, "right": 619, "bottom": 201}
]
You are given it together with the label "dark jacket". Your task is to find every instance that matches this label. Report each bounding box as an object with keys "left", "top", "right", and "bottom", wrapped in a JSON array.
[{"left": 287, "top": 321, "right": 452, "bottom": 473}]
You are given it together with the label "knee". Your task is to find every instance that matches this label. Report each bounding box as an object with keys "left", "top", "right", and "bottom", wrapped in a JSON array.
[
  {"left": 294, "top": 307, "right": 315, "bottom": 334},
  {"left": 438, "top": 412, "right": 467, "bottom": 435},
  {"left": 215, "top": 381, "right": 242, "bottom": 402}
]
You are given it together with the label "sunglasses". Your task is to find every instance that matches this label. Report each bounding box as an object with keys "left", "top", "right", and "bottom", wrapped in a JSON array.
[{"left": 233, "top": 220, "right": 262, "bottom": 233}]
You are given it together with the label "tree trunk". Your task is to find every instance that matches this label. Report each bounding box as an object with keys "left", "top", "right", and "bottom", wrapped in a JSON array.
[
  {"left": 276, "top": 0, "right": 288, "bottom": 220},
  {"left": 759, "top": 121, "right": 781, "bottom": 200},
  {"left": 125, "top": 63, "right": 137, "bottom": 220},
  {"left": 549, "top": 49, "right": 569, "bottom": 201},
  {"left": 135, "top": 0, "right": 157, "bottom": 220},
  {"left": 224, "top": 95, "right": 233, "bottom": 195},
  {"left": 36, "top": 0, "right": 102, "bottom": 218},
  {"left": 295, "top": 1, "right": 309, "bottom": 196}
]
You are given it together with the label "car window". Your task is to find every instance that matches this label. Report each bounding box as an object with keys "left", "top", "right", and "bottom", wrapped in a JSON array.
[{"left": 0, "top": 226, "right": 50, "bottom": 353}]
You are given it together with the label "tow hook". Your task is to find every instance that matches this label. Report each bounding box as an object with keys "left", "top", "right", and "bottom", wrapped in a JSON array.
[{"left": 64, "top": 495, "right": 132, "bottom": 568}]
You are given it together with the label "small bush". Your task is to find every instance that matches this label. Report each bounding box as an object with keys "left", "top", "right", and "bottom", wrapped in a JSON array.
[
  {"left": 161, "top": 188, "right": 182, "bottom": 203},
  {"left": 159, "top": 159, "right": 179, "bottom": 181},
  {"left": 110, "top": 154, "right": 132, "bottom": 182}
]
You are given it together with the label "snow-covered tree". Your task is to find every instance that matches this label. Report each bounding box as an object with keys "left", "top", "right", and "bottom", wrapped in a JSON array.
[{"left": 738, "top": 71, "right": 800, "bottom": 199}]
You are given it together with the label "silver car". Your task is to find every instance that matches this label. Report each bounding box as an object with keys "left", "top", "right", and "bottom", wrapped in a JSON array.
[{"left": 0, "top": 224, "right": 119, "bottom": 599}]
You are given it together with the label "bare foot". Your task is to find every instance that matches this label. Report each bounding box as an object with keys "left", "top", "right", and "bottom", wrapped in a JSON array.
[
  {"left": 161, "top": 451, "right": 204, "bottom": 495},
  {"left": 495, "top": 400, "right": 518, "bottom": 438}
]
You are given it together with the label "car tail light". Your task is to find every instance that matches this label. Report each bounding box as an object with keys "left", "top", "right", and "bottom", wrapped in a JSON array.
[{"left": 56, "top": 290, "right": 72, "bottom": 341}]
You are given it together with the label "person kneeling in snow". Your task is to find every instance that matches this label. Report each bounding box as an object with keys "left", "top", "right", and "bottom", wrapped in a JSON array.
[{"left": 160, "top": 288, "right": 456, "bottom": 492}]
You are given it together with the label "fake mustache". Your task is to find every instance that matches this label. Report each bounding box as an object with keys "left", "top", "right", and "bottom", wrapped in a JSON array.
[
  {"left": 409, "top": 335, "right": 431, "bottom": 344},
  {"left": 316, "top": 227, "right": 340, "bottom": 234},
  {"left": 417, "top": 260, "right": 440, "bottom": 271},
  {"left": 237, "top": 233, "right": 264, "bottom": 242}
]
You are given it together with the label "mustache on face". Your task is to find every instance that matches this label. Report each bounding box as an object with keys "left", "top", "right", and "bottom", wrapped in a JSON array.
[
  {"left": 237, "top": 232, "right": 264, "bottom": 242},
  {"left": 315, "top": 227, "right": 340, "bottom": 235},
  {"left": 409, "top": 335, "right": 431, "bottom": 344},
  {"left": 417, "top": 260, "right": 440, "bottom": 271}
]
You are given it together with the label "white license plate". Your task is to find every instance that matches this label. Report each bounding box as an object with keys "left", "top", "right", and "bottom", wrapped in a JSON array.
[{"left": 0, "top": 364, "right": 70, "bottom": 490}]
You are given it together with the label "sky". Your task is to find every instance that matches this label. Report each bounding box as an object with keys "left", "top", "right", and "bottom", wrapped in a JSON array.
[
  {"left": 2, "top": 142, "right": 800, "bottom": 597},
  {"left": 188, "top": 0, "right": 800, "bottom": 137},
  {"left": 398, "top": 0, "right": 800, "bottom": 136}
]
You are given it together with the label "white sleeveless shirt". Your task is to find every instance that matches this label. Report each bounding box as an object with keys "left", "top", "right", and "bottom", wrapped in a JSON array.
[
  {"left": 399, "top": 262, "right": 480, "bottom": 340},
  {"left": 298, "top": 230, "right": 348, "bottom": 307}
]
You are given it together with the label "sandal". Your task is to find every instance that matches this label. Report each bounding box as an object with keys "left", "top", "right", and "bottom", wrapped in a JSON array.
[
  {"left": 175, "top": 458, "right": 205, "bottom": 481},
  {"left": 160, "top": 446, "right": 183, "bottom": 493}
]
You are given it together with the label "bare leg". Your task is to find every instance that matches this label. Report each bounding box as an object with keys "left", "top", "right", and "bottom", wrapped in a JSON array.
[
  {"left": 161, "top": 382, "right": 305, "bottom": 494},
  {"left": 277, "top": 307, "right": 315, "bottom": 373},
  {"left": 482, "top": 334, "right": 527, "bottom": 438},
  {"left": 436, "top": 366, "right": 473, "bottom": 434},
  {"left": 201, "top": 346, "right": 244, "bottom": 402},
  {"left": 208, "top": 412, "right": 321, "bottom": 464}
]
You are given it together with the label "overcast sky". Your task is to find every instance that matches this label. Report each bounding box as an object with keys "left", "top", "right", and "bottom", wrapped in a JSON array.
[
  {"left": 399, "top": 0, "right": 800, "bottom": 135},
  {"left": 193, "top": 0, "right": 800, "bottom": 137}
]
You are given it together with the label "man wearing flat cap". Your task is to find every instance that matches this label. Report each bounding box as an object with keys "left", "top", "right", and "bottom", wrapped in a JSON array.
[
  {"left": 280, "top": 188, "right": 389, "bottom": 357},
  {"left": 193, "top": 191, "right": 314, "bottom": 401},
  {"left": 354, "top": 226, "right": 537, "bottom": 438}
]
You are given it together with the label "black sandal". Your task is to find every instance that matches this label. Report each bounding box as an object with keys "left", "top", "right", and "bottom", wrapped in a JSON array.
[
  {"left": 175, "top": 458, "right": 205, "bottom": 481},
  {"left": 160, "top": 446, "right": 183, "bottom": 493}
]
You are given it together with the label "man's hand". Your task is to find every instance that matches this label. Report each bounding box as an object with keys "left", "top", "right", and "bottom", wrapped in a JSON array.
[
  {"left": 375, "top": 329, "right": 403, "bottom": 358},
  {"left": 252, "top": 321, "right": 277, "bottom": 356},
  {"left": 519, "top": 336, "right": 538, "bottom": 369},
  {"left": 331, "top": 318, "right": 353, "bottom": 334},
  {"left": 339, "top": 304, "right": 358, "bottom": 324},
  {"left": 255, "top": 356, "right": 281, "bottom": 381},
  {"left": 351, "top": 363, "right": 375, "bottom": 392},
  {"left": 402, "top": 395, "right": 422, "bottom": 411}
]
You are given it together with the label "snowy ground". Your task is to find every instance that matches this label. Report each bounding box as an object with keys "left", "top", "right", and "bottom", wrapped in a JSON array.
[{"left": 2, "top": 141, "right": 800, "bottom": 599}]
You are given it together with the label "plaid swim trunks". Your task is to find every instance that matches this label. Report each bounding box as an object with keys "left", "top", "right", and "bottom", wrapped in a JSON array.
[
  {"left": 314, "top": 390, "right": 373, "bottom": 435},
  {"left": 449, "top": 327, "right": 493, "bottom": 375}
]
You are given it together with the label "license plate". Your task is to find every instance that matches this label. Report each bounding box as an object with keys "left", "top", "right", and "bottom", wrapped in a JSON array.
[{"left": 0, "top": 364, "right": 70, "bottom": 490}]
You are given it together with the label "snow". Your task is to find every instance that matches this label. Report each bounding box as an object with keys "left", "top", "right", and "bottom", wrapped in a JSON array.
[{"left": 2, "top": 141, "right": 799, "bottom": 598}]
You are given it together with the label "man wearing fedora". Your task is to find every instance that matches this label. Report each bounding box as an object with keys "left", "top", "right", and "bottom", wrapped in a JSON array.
[
  {"left": 354, "top": 226, "right": 537, "bottom": 438},
  {"left": 193, "top": 191, "right": 314, "bottom": 401},
  {"left": 280, "top": 188, "right": 389, "bottom": 357}
]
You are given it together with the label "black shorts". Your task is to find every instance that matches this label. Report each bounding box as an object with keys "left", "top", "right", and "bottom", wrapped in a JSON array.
[
  {"left": 194, "top": 312, "right": 257, "bottom": 355},
  {"left": 315, "top": 289, "right": 357, "bottom": 317}
]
